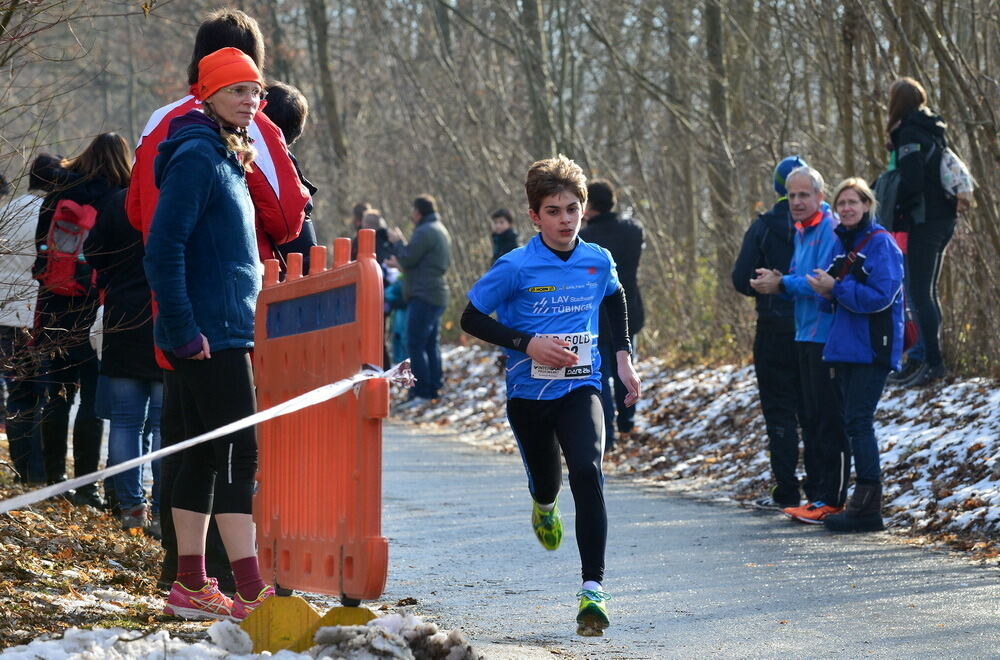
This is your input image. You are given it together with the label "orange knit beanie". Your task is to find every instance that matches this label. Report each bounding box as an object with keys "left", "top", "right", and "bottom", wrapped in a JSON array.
[{"left": 195, "top": 47, "right": 264, "bottom": 101}]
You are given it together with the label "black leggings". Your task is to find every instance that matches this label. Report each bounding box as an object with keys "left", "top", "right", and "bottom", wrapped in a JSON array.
[
  {"left": 906, "top": 219, "right": 955, "bottom": 368},
  {"left": 507, "top": 386, "right": 606, "bottom": 583},
  {"left": 166, "top": 349, "right": 257, "bottom": 515}
]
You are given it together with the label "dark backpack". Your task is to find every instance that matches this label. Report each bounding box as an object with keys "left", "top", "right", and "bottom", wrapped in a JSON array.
[
  {"left": 873, "top": 170, "right": 903, "bottom": 231},
  {"left": 35, "top": 198, "right": 98, "bottom": 296}
]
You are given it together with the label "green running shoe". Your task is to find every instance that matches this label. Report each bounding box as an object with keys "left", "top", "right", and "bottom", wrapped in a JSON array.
[
  {"left": 531, "top": 500, "right": 562, "bottom": 551},
  {"left": 576, "top": 588, "right": 611, "bottom": 636}
]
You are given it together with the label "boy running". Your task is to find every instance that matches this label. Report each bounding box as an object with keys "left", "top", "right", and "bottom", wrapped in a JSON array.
[{"left": 461, "top": 155, "right": 641, "bottom": 636}]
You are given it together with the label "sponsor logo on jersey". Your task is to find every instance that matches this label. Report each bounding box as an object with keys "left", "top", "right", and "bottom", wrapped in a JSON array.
[
  {"left": 532, "top": 295, "right": 595, "bottom": 315},
  {"left": 528, "top": 285, "right": 557, "bottom": 293}
]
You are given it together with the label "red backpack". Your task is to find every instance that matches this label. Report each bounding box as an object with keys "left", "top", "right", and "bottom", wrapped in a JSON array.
[{"left": 35, "top": 199, "right": 98, "bottom": 296}]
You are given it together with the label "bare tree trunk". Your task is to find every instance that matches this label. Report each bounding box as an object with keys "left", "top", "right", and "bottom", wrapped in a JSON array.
[
  {"left": 705, "top": 0, "right": 736, "bottom": 293},
  {"left": 667, "top": 1, "right": 697, "bottom": 287},
  {"left": 307, "top": 0, "right": 348, "bottom": 168},
  {"left": 838, "top": 0, "right": 862, "bottom": 175},
  {"left": 516, "top": 0, "right": 556, "bottom": 157}
]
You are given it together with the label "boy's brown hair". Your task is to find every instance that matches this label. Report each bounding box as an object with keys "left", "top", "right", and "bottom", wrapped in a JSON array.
[{"left": 524, "top": 154, "right": 587, "bottom": 212}]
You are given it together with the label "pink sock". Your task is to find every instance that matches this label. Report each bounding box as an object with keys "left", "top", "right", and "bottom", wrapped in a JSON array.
[
  {"left": 231, "top": 556, "right": 266, "bottom": 602},
  {"left": 176, "top": 555, "right": 207, "bottom": 591}
]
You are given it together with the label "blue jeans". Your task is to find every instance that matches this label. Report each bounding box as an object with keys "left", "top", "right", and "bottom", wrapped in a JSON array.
[
  {"left": 833, "top": 362, "right": 890, "bottom": 484},
  {"left": 405, "top": 297, "right": 444, "bottom": 399},
  {"left": 106, "top": 377, "right": 163, "bottom": 510}
]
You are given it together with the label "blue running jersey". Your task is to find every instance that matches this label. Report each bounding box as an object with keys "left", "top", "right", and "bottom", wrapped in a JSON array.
[{"left": 467, "top": 234, "right": 620, "bottom": 400}]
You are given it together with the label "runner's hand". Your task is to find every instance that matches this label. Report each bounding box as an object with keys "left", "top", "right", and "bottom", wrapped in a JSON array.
[
  {"left": 617, "top": 350, "right": 641, "bottom": 407},
  {"left": 526, "top": 336, "right": 579, "bottom": 368}
]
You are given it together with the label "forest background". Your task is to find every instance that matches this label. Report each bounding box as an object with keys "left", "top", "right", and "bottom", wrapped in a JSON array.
[{"left": 2, "top": 0, "right": 999, "bottom": 375}]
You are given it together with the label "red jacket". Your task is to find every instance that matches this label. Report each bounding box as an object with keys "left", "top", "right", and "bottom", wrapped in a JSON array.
[
  {"left": 127, "top": 94, "right": 310, "bottom": 368},
  {"left": 126, "top": 94, "right": 309, "bottom": 261}
]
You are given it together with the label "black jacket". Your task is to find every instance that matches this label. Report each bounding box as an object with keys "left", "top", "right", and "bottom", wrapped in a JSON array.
[
  {"left": 84, "top": 188, "right": 160, "bottom": 381},
  {"left": 580, "top": 211, "right": 645, "bottom": 333},
  {"left": 491, "top": 228, "right": 519, "bottom": 264},
  {"left": 731, "top": 199, "right": 796, "bottom": 332},
  {"left": 889, "top": 108, "right": 958, "bottom": 230},
  {"left": 276, "top": 154, "right": 319, "bottom": 274}
]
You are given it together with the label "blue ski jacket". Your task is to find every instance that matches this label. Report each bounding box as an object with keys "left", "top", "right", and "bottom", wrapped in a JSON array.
[
  {"left": 822, "top": 216, "right": 904, "bottom": 371},
  {"left": 780, "top": 204, "right": 838, "bottom": 344}
]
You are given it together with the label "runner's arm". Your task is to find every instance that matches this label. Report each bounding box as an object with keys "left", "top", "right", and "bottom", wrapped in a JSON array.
[
  {"left": 460, "top": 301, "right": 534, "bottom": 352},
  {"left": 604, "top": 285, "right": 632, "bottom": 354}
]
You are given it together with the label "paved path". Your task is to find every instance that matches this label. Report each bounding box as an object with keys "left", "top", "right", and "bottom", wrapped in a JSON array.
[{"left": 379, "top": 423, "right": 999, "bottom": 659}]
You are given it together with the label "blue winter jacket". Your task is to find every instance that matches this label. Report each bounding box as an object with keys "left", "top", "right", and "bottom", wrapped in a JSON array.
[
  {"left": 780, "top": 204, "right": 838, "bottom": 343},
  {"left": 144, "top": 111, "right": 260, "bottom": 356},
  {"left": 822, "top": 217, "right": 904, "bottom": 371}
]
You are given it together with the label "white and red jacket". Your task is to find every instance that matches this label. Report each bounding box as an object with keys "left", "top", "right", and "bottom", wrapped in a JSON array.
[
  {"left": 126, "top": 93, "right": 309, "bottom": 262},
  {"left": 127, "top": 93, "right": 310, "bottom": 369}
]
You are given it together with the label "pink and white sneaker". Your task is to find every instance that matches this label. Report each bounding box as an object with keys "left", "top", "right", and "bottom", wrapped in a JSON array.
[
  {"left": 163, "top": 578, "right": 233, "bottom": 620},
  {"left": 231, "top": 585, "right": 276, "bottom": 621}
]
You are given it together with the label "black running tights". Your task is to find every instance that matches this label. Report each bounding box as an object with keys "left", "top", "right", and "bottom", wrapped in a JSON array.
[{"left": 507, "top": 386, "right": 606, "bottom": 584}]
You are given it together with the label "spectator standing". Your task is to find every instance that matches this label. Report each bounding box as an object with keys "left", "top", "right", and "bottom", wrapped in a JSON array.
[
  {"left": 349, "top": 202, "right": 372, "bottom": 260},
  {"left": 732, "top": 156, "right": 807, "bottom": 509},
  {"left": 384, "top": 262, "right": 408, "bottom": 365},
  {"left": 261, "top": 81, "right": 320, "bottom": 274},
  {"left": 144, "top": 47, "right": 273, "bottom": 621},
  {"left": 33, "top": 135, "right": 131, "bottom": 507},
  {"left": 751, "top": 166, "right": 851, "bottom": 524},
  {"left": 0, "top": 158, "right": 57, "bottom": 482},
  {"left": 389, "top": 195, "right": 452, "bottom": 405},
  {"left": 490, "top": 208, "right": 520, "bottom": 264},
  {"left": 881, "top": 77, "right": 958, "bottom": 387},
  {"left": 85, "top": 187, "right": 163, "bottom": 535},
  {"left": 127, "top": 8, "right": 305, "bottom": 594},
  {"left": 362, "top": 209, "right": 393, "bottom": 265},
  {"left": 580, "top": 180, "right": 644, "bottom": 443},
  {"left": 806, "top": 179, "right": 903, "bottom": 532}
]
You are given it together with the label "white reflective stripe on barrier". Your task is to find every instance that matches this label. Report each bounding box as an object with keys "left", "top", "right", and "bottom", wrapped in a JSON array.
[{"left": 0, "top": 361, "right": 412, "bottom": 516}]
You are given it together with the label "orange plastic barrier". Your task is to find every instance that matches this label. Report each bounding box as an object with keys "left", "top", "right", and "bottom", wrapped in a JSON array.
[{"left": 253, "top": 229, "right": 389, "bottom": 603}]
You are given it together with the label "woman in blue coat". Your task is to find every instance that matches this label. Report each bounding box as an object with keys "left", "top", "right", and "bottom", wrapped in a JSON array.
[
  {"left": 806, "top": 178, "right": 903, "bottom": 532},
  {"left": 144, "top": 47, "right": 272, "bottom": 621}
]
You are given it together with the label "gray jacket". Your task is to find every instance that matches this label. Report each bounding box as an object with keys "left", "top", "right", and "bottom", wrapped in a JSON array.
[{"left": 392, "top": 213, "right": 452, "bottom": 307}]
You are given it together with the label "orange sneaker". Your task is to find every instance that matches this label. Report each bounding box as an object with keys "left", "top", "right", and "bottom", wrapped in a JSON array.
[
  {"left": 782, "top": 502, "right": 814, "bottom": 519},
  {"left": 791, "top": 502, "right": 844, "bottom": 524}
]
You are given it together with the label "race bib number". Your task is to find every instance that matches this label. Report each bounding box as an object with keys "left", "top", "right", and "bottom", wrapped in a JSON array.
[{"left": 531, "top": 332, "right": 594, "bottom": 379}]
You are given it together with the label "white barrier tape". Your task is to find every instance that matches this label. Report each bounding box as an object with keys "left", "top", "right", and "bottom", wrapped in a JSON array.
[{"left": 0, "top": 360, "right": 413, "bottom": 516}]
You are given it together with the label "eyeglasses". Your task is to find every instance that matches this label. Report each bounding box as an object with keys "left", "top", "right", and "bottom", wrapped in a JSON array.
[{"left": 222, "top": 85, "right": 266, "bottom": 101}]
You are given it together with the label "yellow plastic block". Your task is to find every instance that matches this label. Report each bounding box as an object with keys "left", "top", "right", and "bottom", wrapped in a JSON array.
[
  {"left": 314, "top": 606, "right": 377, "bottom": 627},
  {"left": 292, "top": 606, "right": 378, "bottom": 650},
  {"left": 240, "top": 595, "right": 321, "bottom": 653}
]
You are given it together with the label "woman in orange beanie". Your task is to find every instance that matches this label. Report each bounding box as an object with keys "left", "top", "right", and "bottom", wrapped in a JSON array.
[{"left": 144, "top": 46, "right": 272, "bottom": 622}]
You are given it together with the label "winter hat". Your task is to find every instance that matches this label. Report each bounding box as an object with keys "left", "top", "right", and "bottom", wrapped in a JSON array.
[
  {"left": 773, "top": 155, "right": 807, "bottom": 197},
  {"left": 195, "top": 47, "right": 264, "bottom": 102}
]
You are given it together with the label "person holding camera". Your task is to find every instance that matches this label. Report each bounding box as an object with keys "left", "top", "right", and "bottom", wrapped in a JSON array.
[{"left": 806, "top": 178, "right": 904, "bottom": 533}]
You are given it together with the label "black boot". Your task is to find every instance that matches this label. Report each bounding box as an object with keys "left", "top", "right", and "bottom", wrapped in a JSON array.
[
  {"left": 71, "top": 486, "right": 105, "bottom": 509},
  {"left": 824, "top": 483, "right": 884, "bottom": 532}
]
